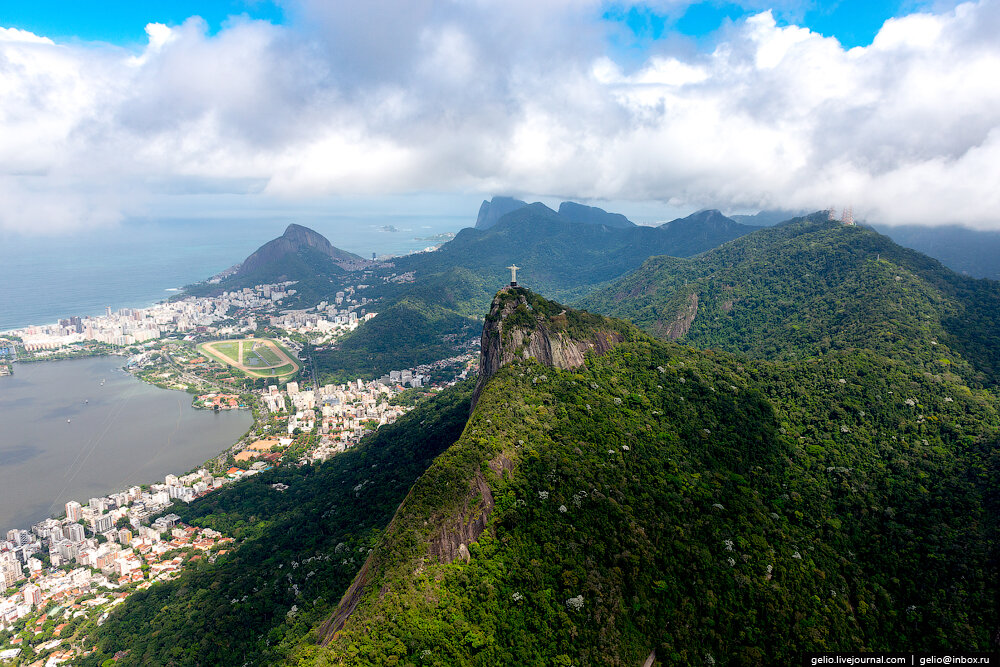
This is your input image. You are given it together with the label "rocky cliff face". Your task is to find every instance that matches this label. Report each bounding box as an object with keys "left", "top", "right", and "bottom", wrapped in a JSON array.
[
  {"left": 471, "top": 287, "right": 627, "bottom": 407},
  {"left": 237, "top": 223, "right": 364, "bottom": 276},
  {"left": 475, "top": 196, "right": 529, "bottom": 229}
]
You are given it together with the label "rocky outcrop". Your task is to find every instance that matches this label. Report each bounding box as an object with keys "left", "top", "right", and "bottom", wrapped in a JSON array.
[
  {"left": 427, "top": 472, "right": 495, "bottom": 564},
  {"left": 237, "top": 223, "right": 364, "bottom": 276},
  {"left": 318, "top": 555, "right": 372, "bottom": 645},
  {"left": 322, "top": 288, "right": 629, "bottom": 645},
  {"left": 472, "top": 288, "right": 626, "bottom": 408},
  {"left": 661, "top": 292, "right": 699, "bottom": 339},
  {"left": 475, "top": 196, "right": 529, "bottom": 229}
]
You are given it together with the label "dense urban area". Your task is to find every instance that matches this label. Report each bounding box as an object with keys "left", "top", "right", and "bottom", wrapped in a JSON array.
[{"left": 0, "top": 276, "right": 475, "bottom": 664}]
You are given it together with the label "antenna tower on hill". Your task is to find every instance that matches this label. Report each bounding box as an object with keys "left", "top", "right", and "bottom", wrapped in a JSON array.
[{"left": 841, "top": 206, "right": 854, "bottom": 226}]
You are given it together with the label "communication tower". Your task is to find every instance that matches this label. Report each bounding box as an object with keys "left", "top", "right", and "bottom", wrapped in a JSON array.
[{"left": 841, "top": 206, "right": 854, "bottom": 226}]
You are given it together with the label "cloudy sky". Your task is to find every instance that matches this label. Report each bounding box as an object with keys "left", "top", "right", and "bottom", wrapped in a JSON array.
[{"left": 2, "top": 0, "right": 999, "bottom": 233}]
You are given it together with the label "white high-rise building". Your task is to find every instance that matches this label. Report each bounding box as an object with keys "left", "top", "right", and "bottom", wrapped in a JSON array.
[
  {"left": 65, "top": 500, "right": 83, "bottom": 522},
  {"left": 23, "top": 584, "right": 41, "bottom": 607},
  {"left": 65, "top": 523, "right": 86, "bottom": 543}
]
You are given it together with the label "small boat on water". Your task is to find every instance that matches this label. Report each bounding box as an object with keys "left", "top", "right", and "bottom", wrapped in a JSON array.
[{"left": 67, "top": 419, "right": 71, "bottom": 423}]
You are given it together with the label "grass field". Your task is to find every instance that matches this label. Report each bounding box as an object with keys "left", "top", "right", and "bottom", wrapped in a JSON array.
[
  {"left": 198, "top": 338, "right": 300, "bottom": 380},
  {"left": 212, "top": 341, "right": 240, "bottom": 362},
  {"left": 250, "top": 343, "right": 283, "bottom": 366}
]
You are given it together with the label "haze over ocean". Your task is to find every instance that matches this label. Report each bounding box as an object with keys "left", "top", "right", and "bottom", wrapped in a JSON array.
[{"left": 0, "top": 216, "right": 465, "bottom": 332}]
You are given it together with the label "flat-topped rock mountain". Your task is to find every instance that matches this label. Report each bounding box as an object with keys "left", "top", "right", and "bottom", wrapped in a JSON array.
[
  {"left": 475, "top": 197, "right": 635, "bottom": 230},
  {"left": 475, "top": 196, "right": 529, "bottom": 229}
]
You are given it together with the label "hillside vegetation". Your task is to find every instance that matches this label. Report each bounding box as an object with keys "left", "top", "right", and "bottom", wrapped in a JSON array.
[
  {"left": 103, "top": 217, "right": 1000, "bottom": 666},
  {"left": 302, "top": 289, "right": 1000, "bottom": 664},
  {"left": 586, "top": 215, "right": 1000, "bottom": 386},
  {"left": 313, "top": 204, "right": 757, "bottom": 380}
]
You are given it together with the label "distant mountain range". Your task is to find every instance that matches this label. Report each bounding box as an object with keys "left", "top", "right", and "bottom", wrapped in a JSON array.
[
  {"left": 310, "top": 202, "right": 758, "bottom": 379},
  {"left": 727, "top": 209, "right": 1000, "bottom": 280},
  {"left": 475, "top": 196, "right": 636, "bottom": 229},
  {"left": 729, "top": 208, "right": 805, "bottom": 226},
  {"left": 185, "top": 202, "right": 1000, "bottom": 383},
  {"left": 870, "top": 224, "right": 1000, "bottom": 280}
]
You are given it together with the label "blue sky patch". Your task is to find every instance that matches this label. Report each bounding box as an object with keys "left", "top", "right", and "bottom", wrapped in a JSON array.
[
  {"left": 0, "top": 0, "right": 284, "bottom": 45},
  {"left": 601, "top": 0, "right": 945, "bottom": 51}
]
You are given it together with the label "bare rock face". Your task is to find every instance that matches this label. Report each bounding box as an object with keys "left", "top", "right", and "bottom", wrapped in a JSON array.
[
  {"left": 475, "top": 196, "right": 529, "bottom": 229},
  {"left": 471, "top": 288, "right": 625, "bottom": 408},
  {"left": 661, "top": 292, "right": 699, "bottom": 339},
  {"left": 427, "top": 472, "right": 494, "bottom": 564}
]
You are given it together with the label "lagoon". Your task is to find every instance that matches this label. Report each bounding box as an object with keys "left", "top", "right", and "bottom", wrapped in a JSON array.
[{"left": 0, "top": 356, "right": 251, "bottom": 533}]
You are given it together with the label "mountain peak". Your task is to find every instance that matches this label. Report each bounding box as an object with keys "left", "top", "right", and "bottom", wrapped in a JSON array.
[
  {"left": 237, "top": 224, "right": 364, "bottom": 276},
  {"left": 475, "top": 196, "right": 529, "bottom": 229},
  {"left": 660, "top": 208, "right": 738, "bottom": 229},
  {"left": 472, "top": 287, "right": 631, "bottom": 407}
]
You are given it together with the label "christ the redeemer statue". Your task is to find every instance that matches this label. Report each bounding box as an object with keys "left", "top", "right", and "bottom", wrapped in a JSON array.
[{"left": 507, "top": 264, "right": 520, "bottom": 287}]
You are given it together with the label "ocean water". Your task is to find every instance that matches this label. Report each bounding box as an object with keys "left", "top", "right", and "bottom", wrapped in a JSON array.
[
  {"left": 0, "top": 356, "right": 252, "bottom": 533},
  {"left": 0, "top": 216, "right": 467, "bottom": 331}
]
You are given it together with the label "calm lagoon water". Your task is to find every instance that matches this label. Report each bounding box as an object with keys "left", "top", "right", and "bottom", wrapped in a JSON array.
[{"left": 0, "top": 356, "right": 251, "bottom": 533}]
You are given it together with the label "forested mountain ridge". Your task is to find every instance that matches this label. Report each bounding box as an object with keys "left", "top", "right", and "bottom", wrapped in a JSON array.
[
  {"left": 240, "top": 224, "right": 365, "bottom": 276},
  {"left": 586, "top": 214, "right": 1000, "bottom": 386},
  {"left": 313, "top": 203, "right": 759, "bottom": 381},
  {"left": 81, "top": 211, "right": 1000, "bottom": 666},
  {"left": 296, "top": 287, "right": 1000, "bottom": 665},
  {"left": 79, "top": 269, "right": 1000, "bottom": 665}
]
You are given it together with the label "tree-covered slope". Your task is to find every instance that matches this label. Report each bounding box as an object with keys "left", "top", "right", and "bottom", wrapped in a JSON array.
[
  {"left": 239, "top": 224, "right": 364, "bottom": 276},
  {"left": 296, "top": 289, "right": 1000, "bottom": 665},
  {"left": 586, "top": 215, "right": 1000, "bottom": 386},
  {"left": 184, "top": 224, "right": 364, "bottom": 306},
  {"left": 397, "top": 203, "right": 758, "bottom": 302},
  {"left": 185, "top": 245, "right": 350, "bottom": 306},
  {"left": 657, "top": 209, "right": 762, "bottom": 257},
  {"left": 874, "top": 223, "right": 1000, "bottom": 280},
  {"left": 312, "top": 204, "right": 759, "bottom": 381},
  {"left": 80, "top": 382, "right": 474, "bottom": 666}
]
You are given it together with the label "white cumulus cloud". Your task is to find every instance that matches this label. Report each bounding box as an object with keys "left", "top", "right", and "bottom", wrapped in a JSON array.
[{"left": 2, "top": 0, "right": 1000, "bottom": 232}]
